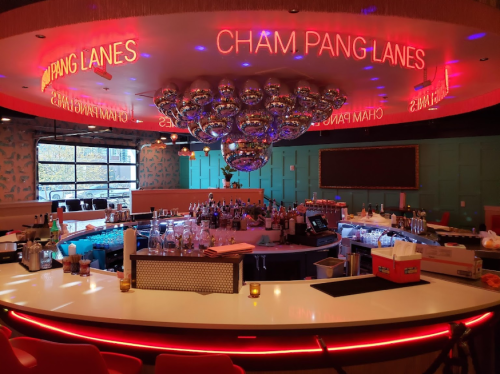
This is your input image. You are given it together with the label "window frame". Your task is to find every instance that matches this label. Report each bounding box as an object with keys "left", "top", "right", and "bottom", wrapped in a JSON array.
[{"left": 36, "top": 141, "right": 138, "bottom": 201}]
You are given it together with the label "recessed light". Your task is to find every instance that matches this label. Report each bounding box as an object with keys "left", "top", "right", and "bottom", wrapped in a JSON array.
[
  {"left": 363, "top": 66, "right": 373, "bottom": 70},
  {"left": 160, "top": 136, "right": 167, "bottom": 140},
  {"left": 195, "top": 46, "right": 206, "bottom": 51},
  {"left": 467, "top": 32, "right": 486, "bottom": 40},
  {"left": 376, "top": 86, "right": 385, "bottom": 89},
  {"left": 428, "top": 107, "right": 438, "bottom": 110},
  {"left": 242, "top": 63, "right": 250, "bottom": 67},
  {"left": 1, "top": 117, "right": 11, "bottom": 122},
  {"left": 446, "top": 60, "right": 459, "bottom": 64},
  {"left": 35, "top": 34, "right": 46, "bottom": 39},
  {"left": 370, "top": 77, "right": 379, "bottom": 81},
  {"left": 88, "top": 125, "right": 96, "bottom": 129},
  {"left": 130, "top": 77, "right": 136, "bottom": 81},
  {"left": 479, "top": 57, "right": 489, "bottom": 61},
  {"left": 294, "top": 55, "right": 303, "bottom": 60},
  {"left": 136, "top": 120, "right": 143, "bottom": 123},
  {"left": 141, "top": 53, "right": 150, "bottom": 58},
  {"left": 289, "top": 9, "right": 299, "bottom": 13},
  {"left": 22, "top": 86, "right": 28, "bottom": 89}
]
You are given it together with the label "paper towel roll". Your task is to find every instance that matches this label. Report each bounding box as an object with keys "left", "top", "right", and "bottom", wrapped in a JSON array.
[
  {"left": 399, "top": 192, "right": 406, "bottom": 209},
  {"left": 68, "top": 243, "right": 77, "bottom": 256},
  {"left": 123, "top": 228, "right": 137, "bottom": 279}
]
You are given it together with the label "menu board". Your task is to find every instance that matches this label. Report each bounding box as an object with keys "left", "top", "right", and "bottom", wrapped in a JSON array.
[{"left": 319, "top": 145, "right": 419, "bottom": 189}]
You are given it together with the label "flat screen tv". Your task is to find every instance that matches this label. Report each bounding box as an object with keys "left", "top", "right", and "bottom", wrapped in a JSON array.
[{"left": 319, "top": 145, "right": 419, "bottom": 189}]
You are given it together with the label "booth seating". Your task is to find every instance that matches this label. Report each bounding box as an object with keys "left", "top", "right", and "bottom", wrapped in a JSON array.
[
  {"left": 65, "top": 199, "right": 83, "bottom": 212},
  {"left": 93, "top": 198, "right": 108, "bottom": 210},
  {"left": 155, "top": 354, "right": 245, "bottom": 374},
  {"left": 81, "top": 198, "right": 94, "bottom": 210},
  {"left": 0, "top": 326, "right": 142, "bottom": 374}
]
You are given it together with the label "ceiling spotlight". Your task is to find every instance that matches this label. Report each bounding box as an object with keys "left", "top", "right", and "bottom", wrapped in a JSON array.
[
  {"left": 135, "top": 119, "right": 143, "bottom": 123},
  {"left": 160, "top": 135, "right": 167, "bottom": 140},
  {"left": 479, "top": 57, "right": 489, "bottom": 61},
  {"left": 289, "top": 9, "right": 299, "bottom": 13},
  {"left": 170, "top": 133, "right": 178, "bottom": 144},
  {"left": 35, "top": 34, "right": 46, "bottom": 39},
  {"left": 203, "top": 146, "right": 210, "bottom": 156},
  {"left": 1, "top": 117, "right": 11, "bottom": 122},
  {"left": 88, "top": 125, "right": 96, "bottom": 129},
  {"left": 428, "top": 107, "right": 438, "bottom": 111}
]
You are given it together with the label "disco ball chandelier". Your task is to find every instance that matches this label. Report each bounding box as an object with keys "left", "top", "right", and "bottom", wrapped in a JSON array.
[{"left": 154, "top": 78, "right": 347, "bottom": 171}]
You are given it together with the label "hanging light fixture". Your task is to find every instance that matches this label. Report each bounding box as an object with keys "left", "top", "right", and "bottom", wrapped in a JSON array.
[
  {"left": 150, "top": 139, "right": 166, "bottom": 149},
  {"left": 178, "top": 147, "right": 191, "bottom": 156},
  {"left": 170, "top": 133, "right": 178, "bottom": 144},
  {"left": 154, "top": 78, "right": 347, "bottom": 171},
  {"left": 189, "top": 151, "right": 196, "bottom": 161},
  {"left": 203, "top": 146, "right": 210, "bottom": 156}
]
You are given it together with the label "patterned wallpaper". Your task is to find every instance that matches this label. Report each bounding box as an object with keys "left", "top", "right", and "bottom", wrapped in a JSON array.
[
  {"left": 0, "top": 118, "right": 180, "bottom": 202},
  {"left": 138, "top": 140, "right": 180, "bottom": 190},
  {"left": 0, "top": 123, "right": 35, "bottom": 201}
]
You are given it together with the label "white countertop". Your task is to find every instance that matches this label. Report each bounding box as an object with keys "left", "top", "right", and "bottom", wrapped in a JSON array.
[{"left": 0, "top": 263, "right": 499, "bottom": 330}]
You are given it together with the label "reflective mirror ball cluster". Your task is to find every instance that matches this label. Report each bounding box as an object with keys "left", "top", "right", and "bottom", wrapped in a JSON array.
[{"left": 154, "top": 78, "right": 347, "bottom": 171}]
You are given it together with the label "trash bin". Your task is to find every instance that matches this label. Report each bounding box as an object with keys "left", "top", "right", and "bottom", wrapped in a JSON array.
[{"left": 314, "top": 257, "right": 346, "bottom": 279}]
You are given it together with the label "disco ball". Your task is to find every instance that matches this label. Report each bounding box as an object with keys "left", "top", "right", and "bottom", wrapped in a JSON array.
[
  {"left": 199, "top": 112, "right": 233, "bottom": 139},
  {"left": 188, "top": 120, "right": 218, "bottom": 144},
  {"left": 212, "top": 96, "right": 241, "bottom": 118},
  {"left": 221, "top": 132, "right": 273, "bottom": 172},
  {"left": 277, "top": 110, "right": 313, "bottom": 140},
  {"left": 236, "top": 109, "right": 272, "bottom": 138}
]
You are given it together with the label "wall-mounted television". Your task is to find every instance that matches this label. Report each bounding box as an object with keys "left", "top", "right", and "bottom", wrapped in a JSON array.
[{"left": 319, "top": 145, "right": 419, "bottom": 189}]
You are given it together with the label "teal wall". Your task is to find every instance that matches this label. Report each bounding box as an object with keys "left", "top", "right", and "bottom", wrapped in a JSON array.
[
  {"left": 179, "top": 157, "right": 190, "bottom": 189},
  {"left": 188, "top": 135, "right": 500, "bottom": 228}
]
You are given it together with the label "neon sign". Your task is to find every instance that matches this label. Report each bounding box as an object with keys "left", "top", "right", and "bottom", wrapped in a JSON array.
[
  {"left": 158, "top": 116, "right": 174, "bottom": 128},
  {"left": 50, "top": 91, "right": 129, "bottom": 123},
  {"left": 41, "top": 39, "right": 139, "bottom": 92},
  {"left": 313, "top": 107, "right": 384, "bottom": 127},
  {"left": 216, "top": 30, "right": 425, "bottom": 69},
  {"left": 408, "top": 69, "right": 449, "bottom": 112}
]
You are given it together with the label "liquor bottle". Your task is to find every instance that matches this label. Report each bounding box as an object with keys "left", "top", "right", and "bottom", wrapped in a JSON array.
[
  {"left": 189, "top": 203, "right": 193, "bottom": 217},
  {"left": 43, "top": 213, "right": 49, "bottom": 228},
  {"left": 265, "top": 205, "right": 273, "bottom": 230},
  {"left": 50, "top": 219, "right": 60, "bottom": 243},
  {"left": 361, "top": 203, "right": 366, "bottom": 217},
  {"left": 375, "top": 204, "right": 379, "bottom": 214},
  {"left": 368, "top": 204, "right": 373, "bottom": 217},
  {"left": 34, "top": 215, "right": 38, "bottom": 228},
  {"left": 380, "top": 204, "right": 385, "bottom": 215},
  {"left": 39, "top": 214, "right": 43, "bottom": 225}
]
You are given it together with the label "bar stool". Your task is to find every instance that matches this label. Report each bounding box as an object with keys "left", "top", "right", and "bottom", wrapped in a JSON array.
[
  {"left": 155, "top": 353, "right": 245, "bottom": 374},
  {"left": 8, "top": 336, "right": 142, "bottom": 374},
  {"left": 0, "top": 326, "right": 37, "bottom": 373}
]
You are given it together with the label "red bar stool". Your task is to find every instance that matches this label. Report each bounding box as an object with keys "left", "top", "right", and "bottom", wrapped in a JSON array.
[
  {"left": 8, "top": 333, "right": 142, "bottom": 374},
  {"left": 0, "top": 326, "right": 37, "bottom": 373},
  {"left": 155, "top": 353, "right": 245, "bottom": 374}
]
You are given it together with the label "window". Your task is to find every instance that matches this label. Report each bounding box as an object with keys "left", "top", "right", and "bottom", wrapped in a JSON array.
[{"left": 37, "top": 143, "right": 137, "bottom": 207}]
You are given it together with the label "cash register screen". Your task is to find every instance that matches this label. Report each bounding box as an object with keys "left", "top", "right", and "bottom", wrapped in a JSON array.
[{"left": 308, "top": 215, "right": 329, "bottom": 233}]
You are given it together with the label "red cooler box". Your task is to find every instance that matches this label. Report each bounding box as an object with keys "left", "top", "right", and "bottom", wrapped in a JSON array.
[{"left": 371, "top": 248, "right": 422, "bottom": 283}]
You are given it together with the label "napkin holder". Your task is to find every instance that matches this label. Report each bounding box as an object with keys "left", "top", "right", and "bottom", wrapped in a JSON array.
[{"left": 371, "top": 247, "right": 422, "bottom": 283}]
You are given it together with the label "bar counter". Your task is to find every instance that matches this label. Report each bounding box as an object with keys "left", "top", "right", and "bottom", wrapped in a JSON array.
[{"left": 0, "top": 263, "right": 498, "bottom": 330}]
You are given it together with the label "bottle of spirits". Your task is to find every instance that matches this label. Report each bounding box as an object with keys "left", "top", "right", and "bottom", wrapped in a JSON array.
[
  {"left": 265, "top": 204, "right": 273, "bottom": 230},
  {"left": 380, "top": 204, "right": 385, "bottom": 215},
  {"left": 361, "top": 203, "right": 366, "bottom": 217},
  {"left": 368, "top": 204, "right": 373, "bottom": 217},
  {"left": 375, "top": 204, "right": 379, "bottom": 214},
  {"left": 50, "top": 219, "right": 60, "bottom": 243}
]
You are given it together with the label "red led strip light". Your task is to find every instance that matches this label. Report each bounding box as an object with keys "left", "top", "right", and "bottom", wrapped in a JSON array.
[{"left": 10, "top": 311, "right": 492, "bottom": 356}]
